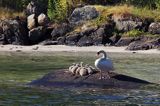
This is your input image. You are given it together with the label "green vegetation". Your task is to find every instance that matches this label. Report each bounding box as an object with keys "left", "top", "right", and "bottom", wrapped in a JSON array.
[
  {"left": 0, "top": 0, "right": 160, "bottom": 24},
  {"left": 123, "top": 29, "right": 144, "bottom": 37},
  {"left": 48, "top": 0, "right": 67, "bottom": 22}
]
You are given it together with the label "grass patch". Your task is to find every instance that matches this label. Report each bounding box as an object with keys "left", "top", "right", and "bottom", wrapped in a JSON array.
[
  {"left": 123, "top": 29, "right": 144, "bottom": 37},
  {"left": 93, "top": 5, "right": 160, "bottom": 25},
  {"left": 0, "top": 7, "right": 24, "bottom": 19}
]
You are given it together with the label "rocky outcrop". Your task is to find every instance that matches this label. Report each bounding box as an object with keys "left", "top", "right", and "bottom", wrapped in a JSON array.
[
  {"left": 28, "top": 26, "right": 46, "bottom": 44},
  {"left": 69, "top": 6, "right": 99, "bottom": 24},
  {"left": 51, "top": 23, "right": 72, "bottom": 40},
  {"left": 115, "top": 37, "right": 135, "bottom": 46},
  {"left": 113, "top": 15, "right": 143, "bottom": 32},
  {"left": 65, "top": 32, "right": 81, "bottom": 46},
  {"left": 0, "top": 19, "right": 29, "bottom": 45},
  {"left": 126, "top": 37, "right": 160, "bottom": 50},
  {"left": 148, "top": 22, "right": 160, "bottom": 34},
  {"left": 77, "top": 36, "right": 93, "bottom": 46},
  {"left": 29, "top": 69, "right": 151, "bottom": 89}
]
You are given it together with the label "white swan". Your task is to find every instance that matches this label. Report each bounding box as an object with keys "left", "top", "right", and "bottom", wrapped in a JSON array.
[{"left": 95, "top": 50, "right": 114, "bottom": 79}]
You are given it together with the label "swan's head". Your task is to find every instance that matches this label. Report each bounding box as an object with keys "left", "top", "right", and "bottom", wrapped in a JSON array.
[
  {"left": 97, "top": 50, "right": 106, "bottom": 55},
  {"left": 97, "top": 50, "right": 107, "bottom": 58}
]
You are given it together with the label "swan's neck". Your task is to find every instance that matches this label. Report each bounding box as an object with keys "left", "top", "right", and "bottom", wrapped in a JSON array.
[{"left": 101, "top": 52, "right": 107, "bottom": 59}]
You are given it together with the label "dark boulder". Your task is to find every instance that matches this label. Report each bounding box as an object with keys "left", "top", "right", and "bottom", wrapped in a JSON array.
[
  {"left": 90, "top": 26, "right": 114, "bottom": 45},
  {"left": 77, "top": 36, "right": 93, "bottom": 46},
  {"left": 113, "top": 15, "right": 143, "bottom": 32},
  {"left": 65, "top": 32, "right": 81, "bottom": 46},
  {"left": 0, "top": 19, "right": 29, "bottom": 45},
  {"left": 148, "top": 22, "right": 160, "bottom": 34},
  {"left": 28, "top": 26, "right": 46, "bottom": 44},
  {"left": 126, "top": 37, "right": 160, "bottom": 50},
  {"left": 69, "top": 6, "right": 99, "bottom": 24},
  {"left": 57, "top": 37, "right": 66, "bottom": 45},
  {"left": 101, "top": 22, "right": 115, "bottom": 37},
  {"left": 115, "top": 37, "right": 135, "bottom": 46},
  {"left": 126, "top": 41, "right": 151, "bottom": 50},
  {"left": 110, "top": 34, "right": 121, "bottom": 45},
  {"left": 29, "top": 69, "right": 151, "bottom": 89},
  {"left": 51, "top": 23, "right": 72, "bottom": 40}
]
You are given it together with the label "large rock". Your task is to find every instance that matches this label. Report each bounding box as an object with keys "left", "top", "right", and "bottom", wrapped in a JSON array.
[
  {"left": 148, "top": 22, "right": 160, "bottom": 34},
  {"left": 77, "top": 36, "right": 93, "bottom": 46},
  {"left": 51, "top": 23, "right": 72, "bottom": 40},
  {"left": 0, "top": 19, "right": 29, "bottom": 45},
  {"left": 65, "top": 32, "right": 81, "bottom": 46},
  {"left": 69, "top": 6, "right": 99, "bottom": 24},
  {"left": 115, "top": 37, "right": 135, "bottom": 46},
  {"left": 90, "top": 26, "right": 114, "bottom": 45},
  {"left": 28, "top": 26, "right": 46, "bottom": 44},
  {"left": 113, "top": 15, "right": 143, "bottom": 32},
  {"left": 29, "top": 69, "right": 151, "bottom": 89},
  {"left": 126, "top": 37, "right": 160, "bottom": 50},
  {"left": 57, "top": 37, "right": 66, "bottom": 45},
  {"left": 27, "top": 14, "right": 37, "bottom": 30},
  {"left": 110, "top": 34, "right": 121, "bottom": 45},
  {"left": 38, "top": 13, "right": 49, "bottom": 26}
]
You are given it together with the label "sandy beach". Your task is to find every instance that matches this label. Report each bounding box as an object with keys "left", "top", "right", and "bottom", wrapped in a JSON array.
[{"left": 0, "top": 45, "right": 159, "bottom": 54}]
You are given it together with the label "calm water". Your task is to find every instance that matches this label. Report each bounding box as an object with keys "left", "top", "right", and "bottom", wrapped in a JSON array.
[{"left": 0, "top": 52, "right": 159, "bottom": 106}]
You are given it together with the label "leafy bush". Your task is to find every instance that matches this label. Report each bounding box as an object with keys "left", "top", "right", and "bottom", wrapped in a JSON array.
[
  {"left": 156, "top": 0, "right": 160, "bottom": 10},
  {"left": 124, "top": 29, "right": 144, "bottom": 37},
  {"left": 48, "top": 0, "right": 67, "bottom": 22}
]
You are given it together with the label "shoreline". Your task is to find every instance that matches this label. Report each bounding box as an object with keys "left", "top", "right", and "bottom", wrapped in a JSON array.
[{"left": 0, "top": 45, "right": 159, "bottom": 55}]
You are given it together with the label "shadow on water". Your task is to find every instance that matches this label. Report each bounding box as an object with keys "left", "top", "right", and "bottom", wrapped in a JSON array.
[{"left": 0, "top": 84, "right": 160, "bottom": 105}]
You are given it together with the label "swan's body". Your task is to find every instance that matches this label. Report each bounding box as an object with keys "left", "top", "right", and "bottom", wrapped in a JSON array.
[{"left": 95, "top": 50, "right": 114, "bottom": 79}]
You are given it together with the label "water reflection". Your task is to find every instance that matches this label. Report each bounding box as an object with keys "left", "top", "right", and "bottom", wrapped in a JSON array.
[{"left": 0, "top": 85, "right": 160, "bottom": 105}]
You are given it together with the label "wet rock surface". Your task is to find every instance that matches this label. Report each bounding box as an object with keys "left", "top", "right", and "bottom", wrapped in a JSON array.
[{"left": 29, "top": 69, "right": 151, "bottom": 89}]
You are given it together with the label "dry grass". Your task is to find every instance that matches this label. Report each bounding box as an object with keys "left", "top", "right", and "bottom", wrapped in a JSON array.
[
  {"left": 0, "top": 7, "right": 24, "bottom": 19},
  {"left": 94, "top": 5, "right": 160, "bottom": 21}
]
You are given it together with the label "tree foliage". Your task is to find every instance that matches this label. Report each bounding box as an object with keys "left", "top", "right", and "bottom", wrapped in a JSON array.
[{"left": 48, "top": 0, "right": 67, "bottom": 22}]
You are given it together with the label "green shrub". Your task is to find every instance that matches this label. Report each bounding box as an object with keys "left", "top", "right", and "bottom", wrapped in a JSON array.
[
  {"left": 48, "top": 0, "right": 67, "bottom": 22},
  {"left": 124, "top": 29, "right": 144, "bottom": 37},
  {"left": 156, "top": 0, "right": 160, "bottom": 10}
]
